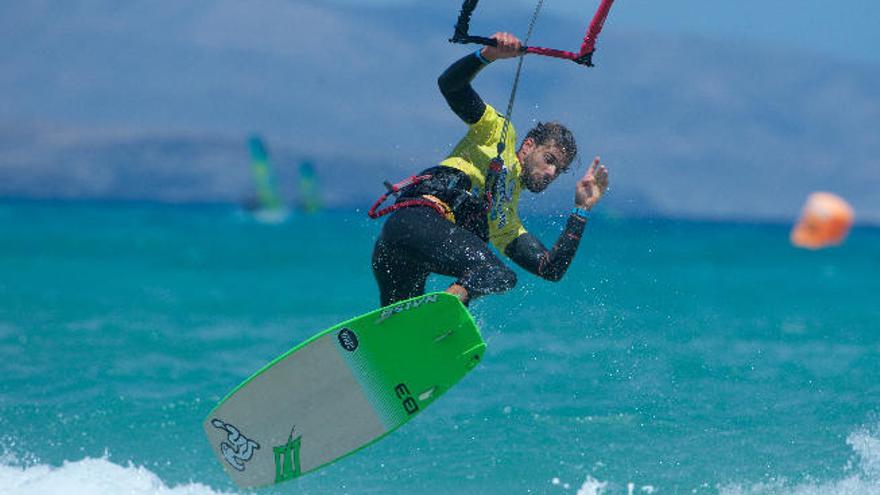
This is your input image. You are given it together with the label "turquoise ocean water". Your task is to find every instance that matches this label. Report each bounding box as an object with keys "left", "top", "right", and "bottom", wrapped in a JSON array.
[{"left": 1, "top": 201, "right": 879, "bottom": 495}]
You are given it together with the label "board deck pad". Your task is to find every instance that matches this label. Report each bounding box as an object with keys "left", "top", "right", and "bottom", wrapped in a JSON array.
[{"left": 203, "top": 292, "right": 485, "bottom": 488}]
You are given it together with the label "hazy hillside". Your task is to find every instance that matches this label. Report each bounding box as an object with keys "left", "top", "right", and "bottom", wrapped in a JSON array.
[{"left": 1, "top": 1, "right": 878, "bottom": 221}]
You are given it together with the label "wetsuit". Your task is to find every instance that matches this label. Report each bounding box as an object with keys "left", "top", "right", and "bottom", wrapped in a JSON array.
[{"left": 372, "top": 51, "right": 588, "bottom": 306}]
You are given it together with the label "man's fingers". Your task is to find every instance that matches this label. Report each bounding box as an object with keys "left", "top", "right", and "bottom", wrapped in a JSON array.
[
  {"left": 580, "top": 164, "right": 609, "bottom": 195},
  {"left": 596, "top": 166, "right": 609, "bottom": 191},
  {"left": 492, "top": 32, "right": 521, "bottom": 54},
  {"left": 582, "top": 156, "right": 601, "bottom": 181},
  {"left": 576, "top": 160, "right": 609, "bottom": 207},
  {"left": 501, "top": 33, "right": 517, "bottom": 49}
]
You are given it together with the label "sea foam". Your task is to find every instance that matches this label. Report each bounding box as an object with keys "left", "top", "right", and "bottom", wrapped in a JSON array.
[
  {"left": 718, "top": 423, "right": 880, "bottom": 495},
  {"left": 0, "top": 457, "right": 233, "bottom": 495},
  {"left": 556, "top": 423, "right": 880, "bottom": 495}
]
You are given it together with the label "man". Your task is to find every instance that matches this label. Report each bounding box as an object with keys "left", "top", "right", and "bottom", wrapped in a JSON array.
[{"left": 372, "top": 32, "right": 609, "bottom": 306}]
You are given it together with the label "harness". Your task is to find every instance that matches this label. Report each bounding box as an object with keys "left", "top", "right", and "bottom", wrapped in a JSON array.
[{"left": 367, "top": 175, "right": 454, "bottom": 222}]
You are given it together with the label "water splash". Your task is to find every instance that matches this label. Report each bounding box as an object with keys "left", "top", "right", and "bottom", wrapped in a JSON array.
[
  {"left": 576, "top": 475, "right": 608, "bottom": 495},
  {"left": 718, "top": 422, "right": 880, "bottom": 495},
  {"left": 0, "top": 457, "right": 234, "bottom": 495}
]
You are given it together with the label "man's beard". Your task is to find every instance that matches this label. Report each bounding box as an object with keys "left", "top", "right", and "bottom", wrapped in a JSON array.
[{"left": 522, "top": 172, "right": 549, "bottom": 193}]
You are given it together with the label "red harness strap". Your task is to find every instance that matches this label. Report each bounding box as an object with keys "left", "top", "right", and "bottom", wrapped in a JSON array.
[{"left": 367, "top": 175, "right": 447, "bottom": 219}]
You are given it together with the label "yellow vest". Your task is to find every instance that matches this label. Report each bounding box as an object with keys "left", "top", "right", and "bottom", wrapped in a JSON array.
[{"left": 440, "top": 104, "right": 528, "bottom": 253}]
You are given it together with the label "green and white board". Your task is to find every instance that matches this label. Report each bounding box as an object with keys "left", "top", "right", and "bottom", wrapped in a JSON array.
[{"left": 203, "top": 292, "right": 485, "bottom": 489}]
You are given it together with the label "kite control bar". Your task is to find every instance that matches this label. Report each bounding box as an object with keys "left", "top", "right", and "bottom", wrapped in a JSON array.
[{"left": 449, "top": 0, "right": 615, "bottom": 67}]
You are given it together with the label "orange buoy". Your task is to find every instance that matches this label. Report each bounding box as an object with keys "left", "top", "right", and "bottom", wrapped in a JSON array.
[{"left": 790, "top": 192, "right": 854, "bottom": 249}]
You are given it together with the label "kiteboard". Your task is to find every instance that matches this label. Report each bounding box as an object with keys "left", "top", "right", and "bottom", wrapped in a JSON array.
[{"left": 203, "top": 292, "right": 485, "bottom": 489}]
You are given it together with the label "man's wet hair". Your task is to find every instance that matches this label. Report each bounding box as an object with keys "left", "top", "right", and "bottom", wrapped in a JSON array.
[{"left": 525, "top": 121, "right": 577, "bottom": 166}]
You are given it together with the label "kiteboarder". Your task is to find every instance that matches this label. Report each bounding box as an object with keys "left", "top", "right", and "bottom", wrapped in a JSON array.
[{"left": 371, "top": 33, "right": 609, "bottom": 306}]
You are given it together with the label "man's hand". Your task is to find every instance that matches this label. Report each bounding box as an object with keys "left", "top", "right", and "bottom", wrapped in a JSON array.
[
  {"left": 480, "top": 32, "right": 523, "bottom": 62},
  {"left": 574, "top": 156, "right": 609, "bottom": 210}
]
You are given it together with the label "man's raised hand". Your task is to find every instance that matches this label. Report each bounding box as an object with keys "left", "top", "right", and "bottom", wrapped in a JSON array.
[{"left": 574, "top": 156, "right": 609, "bottom": 210}]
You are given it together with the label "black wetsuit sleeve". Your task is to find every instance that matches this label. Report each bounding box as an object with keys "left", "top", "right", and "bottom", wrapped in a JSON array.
[
  {"left": 504, "top": 215, "right": 588, "bottom": 282},
  {"left": 438, "top": 52, "right": 489, "bottom": 125}
]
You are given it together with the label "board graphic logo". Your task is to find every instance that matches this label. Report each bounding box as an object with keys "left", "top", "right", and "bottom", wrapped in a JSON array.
[
  {"left": 378, "top": 293, "right": 439, "bottom": 323},
  {"left": 211, "top": 418, "right": 260, "bottom": 471},
  {"left": 274, "top": 427, "right": 303, "bottom": 483},
  {"left": 337, "top": 328, "right": 359, "bottom": 352},
  {"left": 394, "top": 383, "right": 420, "bottom": 415}
]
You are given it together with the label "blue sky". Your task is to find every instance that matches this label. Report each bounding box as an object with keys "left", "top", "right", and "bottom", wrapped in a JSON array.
[{"left": 329, "top": 0, "right": 880, "bottom": 65}]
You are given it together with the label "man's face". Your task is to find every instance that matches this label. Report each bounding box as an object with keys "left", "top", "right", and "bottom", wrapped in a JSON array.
[{"left": 519, "top": 138, "right": 570, "bottom": 193}]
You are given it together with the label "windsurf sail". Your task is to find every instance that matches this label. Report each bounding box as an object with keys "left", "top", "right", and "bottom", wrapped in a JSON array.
[
  {"left": 248, "top": 136, "right": 285, "bottom": 212},
  {"left": 246, "top": 135, "right": 290, "bottom": 223},
  {"left": 296, "top": 160, "right": 321, "bottom": 214}
]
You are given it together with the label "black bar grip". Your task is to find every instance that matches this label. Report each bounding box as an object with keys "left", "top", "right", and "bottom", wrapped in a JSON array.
[
  {"left": 449, "top": 34, "right": 497, "bottom": 46},
  {"left": 449, "top": 35, "right": 533, "bottom": 57}
]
